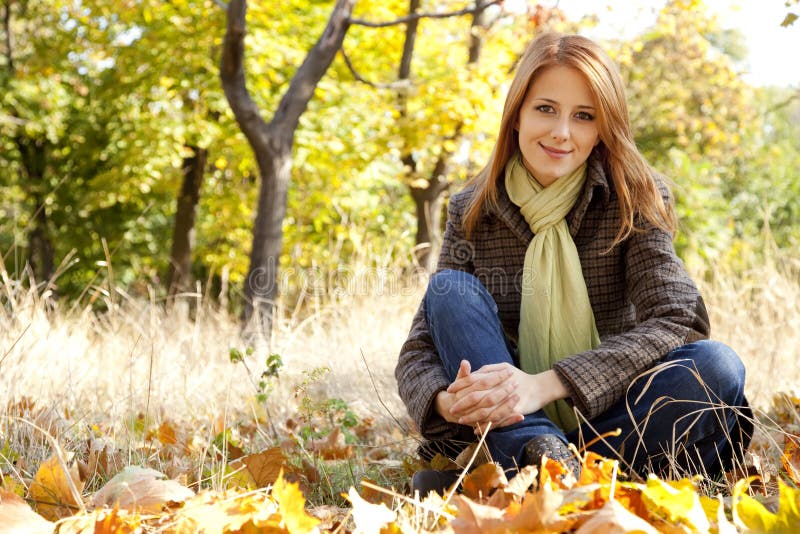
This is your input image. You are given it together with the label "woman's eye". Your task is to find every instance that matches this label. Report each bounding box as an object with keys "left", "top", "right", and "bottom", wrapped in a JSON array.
[
  {"left": 575, "top": 111, "right": 595, "bottom": 121},
  {"left": 536, "top": 105, "right": 555, "bottom": 114}
]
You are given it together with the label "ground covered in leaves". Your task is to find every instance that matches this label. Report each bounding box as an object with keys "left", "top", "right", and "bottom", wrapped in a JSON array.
[{"left": 2, "top": 391, "right": 800, "bottom": 532}]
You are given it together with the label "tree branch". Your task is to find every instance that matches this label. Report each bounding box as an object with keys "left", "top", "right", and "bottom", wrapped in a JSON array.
[
  {"left": 3, "top": 0, "right": 14, "bottom": 74},
  {"left": 340, "top": 46, "right": 410, "bottom": 90},
  {"left": 220, "top": 0, "right": 271, "bottom": 153},
  {"left": 349, "top": 0, "right": 501, "bottom": 28},
  {"left": 271, "top": 0, "right": 356, "bottom": 135},
  {"left": 768, "top": 87, "right": 800, "bottom": 113}
]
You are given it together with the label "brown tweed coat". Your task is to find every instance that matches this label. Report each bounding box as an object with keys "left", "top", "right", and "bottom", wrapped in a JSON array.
[{"left": 396, "top": 152, "right": 710, "bottom": 441}]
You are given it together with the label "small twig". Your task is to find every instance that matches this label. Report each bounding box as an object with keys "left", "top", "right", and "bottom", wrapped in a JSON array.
[
  {"left": 349, "top": 0, "right": 502, "bottom": 28},
  {"left": 359, "top": 349, "right": 407, "bottom": 431},
  {"left": 340, "top": 47, "right": 411, "bottom": 90},
  {"left": 0, "top": 322, "right": 30, "bottom": 370},
  {"left": 439, "top": 421, "right": 492, "bottom": 515}
]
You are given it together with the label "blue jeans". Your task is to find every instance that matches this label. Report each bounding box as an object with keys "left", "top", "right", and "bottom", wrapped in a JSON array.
[{"left": 424, "top": 269, "right": 752, "bottom": 478}]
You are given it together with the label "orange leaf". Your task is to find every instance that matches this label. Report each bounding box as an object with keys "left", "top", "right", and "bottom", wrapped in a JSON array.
[
  {"left": 311, "top": 427, "right": 352, "bottom": 460},
  {"left": 782, "top": 436, "right": 800, "bottom": 485},
  {"left": 156, "top": 420, "right": 178, "bottom": 445},
  {"left": 578, "top": 452, "right": 616, "bottom": 486},
  {"left": 462, "top": 463, "right": 506, "bottom": 500},
  {"left": 0, "top": 490, "right": 53, "bottom": 534},
  {"left": 57, "top": 507, "right": 142, "bottom": 533},
  {"left": 28, "top": 452, "right": 85, "bottom": 521}
]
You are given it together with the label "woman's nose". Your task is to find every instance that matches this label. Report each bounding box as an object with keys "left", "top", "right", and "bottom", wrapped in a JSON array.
[{"left": 551, "top": 117, "right": 570, "bottom": 141}]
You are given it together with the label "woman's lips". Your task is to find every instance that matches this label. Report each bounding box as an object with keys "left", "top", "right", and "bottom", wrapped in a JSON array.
[{"left": 540, "top": 143, "right": 572, "bottom": 158}]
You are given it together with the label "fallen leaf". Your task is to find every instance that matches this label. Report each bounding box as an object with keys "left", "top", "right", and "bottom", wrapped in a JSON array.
[
  {"left": 346, "top": 487, "right": 396, "bottom": 534},
  {"left": 28, "top": 452, "right": 85, "bottom": 521},
  {"left": 505, "top": 465, "right": 538, "bottom": 498},
  {"left": 155, "top": 420, "right": 178, "bottom": 445},
  {"left": 781, "top": 436, "right": 800, "bottom": 485},
  {"left": 170, "top": 490, "right": 276, "bottom": 533},
  {"left": 266, "top": 471, "right": 320, "bottom": 533},
  {"left": 0, "top": 490, "right": 54, "bottom": 534},
  {"left": 90, "top": 466, "right": 193, "bottom": 513},
  {"left": 311, "top": 427, "right": 353, "bottom": 460},
  {"left": 640, "top": 475, "right": 710, "bottom": 532},
  {"left": 461, "top": 463, "right": 506, "bottom": 500},
  {"left": 1, "top": 474, "right": 27, "bottom": 498},
  {"left": 450, "top": 494, "right": 508, "bottom": 533},
  {"left": 236, "top": 447, "right": 286, "bottom": 488},
  {"left": 508, "top": 481, "right": 575, "bottom": 532},
  {"left": 56, "top": 507, "right": 142, "bottom": 534},
  {"left": 733, "top": 478, "right": 800, "bottom": 532},
  {"left": 578, "top": 452, "right": 616, "bottom": 486},
  {"left": 574, "top": 498, "right": 659, "bottom": 533}
]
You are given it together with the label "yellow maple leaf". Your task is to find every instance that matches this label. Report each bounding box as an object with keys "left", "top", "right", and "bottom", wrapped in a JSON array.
[
  {"left": 263, "top": 471, "right": 320, "bottom": 534},
  {"left": 733, "top": 477, "right": 800, "bottom": 533},
  {"left": 640, "top": 475, "right": 710, "bottom": 531}
]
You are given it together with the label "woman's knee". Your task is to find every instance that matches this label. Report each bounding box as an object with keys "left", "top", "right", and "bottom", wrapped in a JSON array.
[
  {"left": 425, "top": 269, "right": 495, "bottom": 316},
  {"left": 673, "top": 340, "right": 746, "bottom": 404}
]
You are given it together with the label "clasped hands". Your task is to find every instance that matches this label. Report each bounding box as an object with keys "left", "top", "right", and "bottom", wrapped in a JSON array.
[{"left": 435, "top": 360, "right": 568, "bottom": 432}]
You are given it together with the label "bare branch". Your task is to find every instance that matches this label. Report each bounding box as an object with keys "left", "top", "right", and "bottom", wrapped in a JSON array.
[
  {"left": 220, "top": 0, "right": 270, "bottom": 154},
  {"left": 349, "top": 0, "right": 502, "bottom": 28},
  {"left": 768, "top": 87, "right": 800, "bottom": 113},
  {"left": 272, "top": 0, "right": 356, "bottom": 134},
  {"left": 213, "top": 0, "right": 228, "bottom": 9},
  {"left": 340, "top": 46, "right": 410, "bottom": 90}
]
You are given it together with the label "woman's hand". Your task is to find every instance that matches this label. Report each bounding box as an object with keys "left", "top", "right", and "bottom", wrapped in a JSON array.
[
  {"left": 435, "top": 360, "right": 522, "bottom": 429},
  {"left": 440, "top": 361, "right": 569, "bottom": 430}
]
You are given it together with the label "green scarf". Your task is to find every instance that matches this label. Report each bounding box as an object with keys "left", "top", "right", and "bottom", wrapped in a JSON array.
[{"left": 505, "top": 154, "right": 601, "bottom": 431}]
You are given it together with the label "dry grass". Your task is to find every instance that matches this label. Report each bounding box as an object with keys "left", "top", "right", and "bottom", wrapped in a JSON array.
[
  {"left": 696, "top": 258, "right": 800, "bottom": 409},
  {"left": 1, "top": 257, "right": 799, "bottom": 499}
]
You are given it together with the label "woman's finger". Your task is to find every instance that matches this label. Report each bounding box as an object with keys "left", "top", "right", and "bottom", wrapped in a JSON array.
[
  {"left": 448, "top": 367, "right": 512, "bottom": 394},
  {"left": 451, "top": 380, "right": 517, "bottom": 416}
]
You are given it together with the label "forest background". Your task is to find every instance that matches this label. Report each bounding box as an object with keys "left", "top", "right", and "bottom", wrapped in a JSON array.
[{"left": 1, "top": 0, "right": 800, "bottom": 527}]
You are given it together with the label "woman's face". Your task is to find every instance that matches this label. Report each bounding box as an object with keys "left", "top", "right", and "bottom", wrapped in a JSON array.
[{"left": 515, "top": 64, "right": 600, "bottom": 187}]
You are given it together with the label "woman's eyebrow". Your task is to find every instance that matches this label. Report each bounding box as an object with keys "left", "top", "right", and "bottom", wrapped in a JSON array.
[{"left": 533, "top": 97, "right": 596, "bottom": 110}]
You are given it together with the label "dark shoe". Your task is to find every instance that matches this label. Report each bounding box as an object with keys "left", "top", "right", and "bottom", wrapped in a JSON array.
[
  {"left": 522, "top": 434, "right": 581, "bottom": 478},
  {"left": 411, "top": 469, "right": 461, "bottom": 497}
]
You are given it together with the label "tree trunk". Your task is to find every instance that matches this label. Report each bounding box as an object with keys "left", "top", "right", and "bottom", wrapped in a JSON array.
[
  {"left": 401, "top": 0, "right": 490, "bottom": 272},
  {"left": 28, "top": 191, "right": 54, "bottom": 284},
  {"left": 167, "top": 145, "right": 207, "bottom": 298},
  {"left": 221, "top": 0, "right": 356, "bottom": 342},
  {"left": 15, "top": 136, "right": 55, "bottom": 283}
]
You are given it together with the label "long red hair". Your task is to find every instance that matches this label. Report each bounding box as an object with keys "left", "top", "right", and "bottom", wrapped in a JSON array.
[{"left": 462, "top": 32, "right": 675, "bottom": 243}]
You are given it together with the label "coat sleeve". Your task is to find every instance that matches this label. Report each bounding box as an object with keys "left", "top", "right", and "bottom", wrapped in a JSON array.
[
  {"left": 553, "top": 187, "right": 710, "bottom": 420},
  {"left": 395, "top": 191, "right": 476, "bottom": 440}
]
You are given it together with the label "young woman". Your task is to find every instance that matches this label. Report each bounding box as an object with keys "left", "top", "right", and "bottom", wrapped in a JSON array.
[{"left": 396, "top": 32, "right": 752, "bottom": 495}]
